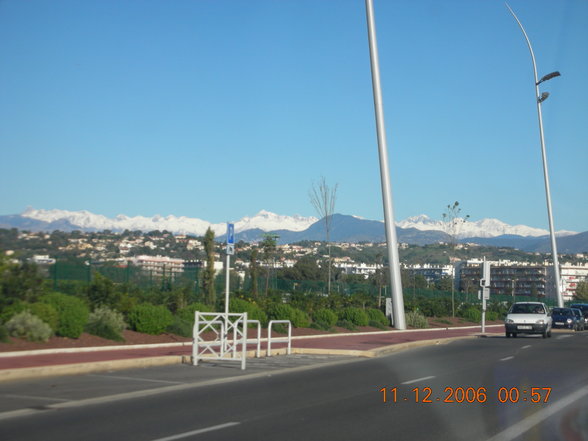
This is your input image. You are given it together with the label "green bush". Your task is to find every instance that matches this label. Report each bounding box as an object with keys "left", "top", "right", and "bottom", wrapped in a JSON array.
[
  {"left": 176, "top": 302, "right": 213, "bottom": 326},
  {"left": 458, "top": 306, "right": 482, "bottom": 323},
  {"left": 338, "top": 307, "right": 369, "bottom": 327},
  {"left": 486, "top": 311, "right": 499, "bottom": 321},
  {"left": 0, "top": 324, "right": 10, "bottom": 342},
  {"left": 40, "top": 293, "right": 89, "bottom": 338},
  {"left": 0, "top": 301, "right": 27, "bottom": 324},
  {"left": 230, "top": 298, "right": 268, "bottom": 326},
  {"left": 405, "top": 310, "right": 429, "bottom": 329},
  {"left": 336, "top": 320, "right": 357, "bottom": 331},
  {"left": 166, "top": 316, "right": 193, "bottom": 337},
  {"left": 416, "top": 297, "right": 452, "bottom": 318},
  {"left": 368, "top": 320, "right": 387, "bottom": 330},
  {"left": 6, "top": 311, "right": 53, "bottom": 342},
  {"left": 266, "top": 304, "right": 310, "bottom": 328},
  {"left": 29, "top": 303, "right": 59, "bottom": 330},
  {"left": 86, "top": 306, "right": 127, "bottom": 341},
  {"left": 366, "top": 308, "right": 388, "bottom": 326},
  {"left": 312, "top": 308, "right": 338, "bottom": 328},
  {"left": 0, "top": 302, "right": 59, "bottom": 330},
  {"left": 128, "top": 303, "right": 173, "bottom": 335}
]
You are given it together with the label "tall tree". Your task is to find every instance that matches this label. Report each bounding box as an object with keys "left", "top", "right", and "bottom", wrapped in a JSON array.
[
  {"left": 574, "top": 281, "right": 588, "bottom": 300},
  {"left": 309, "top": 177, "right": 338, "bottom": 295},
  {"left": 249, "top": 248, "right": 259, "bottom": 298},
  {"left": 441, "top": 201, "right": 470, "bottom": 247},
  {"left": 202, "top": 227, "right": 216, "bottom": 307},
  {"left": 261, "top": 234, "right": 278, "bottom": 296}
]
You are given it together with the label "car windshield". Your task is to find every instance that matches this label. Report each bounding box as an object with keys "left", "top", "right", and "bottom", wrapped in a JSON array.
[
  {"left": 511, "top": 304, "right": 545, "bottom": 314},
  {"left": 571, "top": 305, "right": 588, "bottom": 312},
  {"left": 552, "top": 308, "right": 572, "bottom": 316}
]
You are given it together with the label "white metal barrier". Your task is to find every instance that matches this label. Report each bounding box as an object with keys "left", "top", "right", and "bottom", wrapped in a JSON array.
[
  {"left": 247, "top": 319, "right": 262, "bottom": 358},
  {"left": 193, "top": 312, "right": 248, "bottom": 370},
  {"left": 267, "top": 320, "right": 292, "bottom": 357}
]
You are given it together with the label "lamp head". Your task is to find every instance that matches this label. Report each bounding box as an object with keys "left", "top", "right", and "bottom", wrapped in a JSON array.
[
  {"left": 537, "top": 71, "right": 561, "bottom": 85},
  {"left": 538, "top": 92, "right": 550, "bottom": 103}
]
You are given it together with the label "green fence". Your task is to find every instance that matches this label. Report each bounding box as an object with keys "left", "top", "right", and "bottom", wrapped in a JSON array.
[
  {"left": 49, "top": 262, "right": 200, "bottom": 293},
  {"left": 47, "top": 262, "right": 558, "bottom": 307}
]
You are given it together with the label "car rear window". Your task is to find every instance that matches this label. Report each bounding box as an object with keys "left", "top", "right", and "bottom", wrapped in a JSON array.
[{"left": 511, "top": 304, "right": 545, "bottom": 314}]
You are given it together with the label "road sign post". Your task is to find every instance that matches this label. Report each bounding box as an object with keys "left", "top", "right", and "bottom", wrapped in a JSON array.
[
  {"left": 225, "top": 223, "right": 234, "bottom": 316},
  {"left": 479, "top": 257, "right": 491, "bottom": 333}
]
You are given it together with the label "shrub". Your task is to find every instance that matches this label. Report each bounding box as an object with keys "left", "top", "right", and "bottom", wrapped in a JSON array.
[
  {"left": 312, "top": 308, "right": 338, "bottom": 328},
  {"left": 405, "top": 310, "right": 429, "bottom": 329},
  {"left": 128, "top": 303, "right": 173, "bottom": 335},
  {"left": 6, "top": 311, "right": 53, "bottom": 342},
  {"left": 266, "top": 304, "right": 310, "bottom": 328},
  {"left": 336, "top": 320, "right": 357, "bottom": 331},
  {"left": 230, "top": 298, "right": 268, "bottom": 326},
  {"left": 29, "top": 303, "right": 59, "bottom": 330},
  {"left": 368, "top": 320, "right": 387, "bottom": 330},
  {"left": 0, "top": 301, "right": 27, "bottom": 324},
  {"left": 366, "top": 308, "right": 388, "bottom": 326},
  {"left": 486, "top": 311, "right": 499, "bottom": 321},
  {"left": 0, "top": 302, "right": 58, "bottom": 330},
  {"left": 166, "top": 316, "right": 192, "bottom": 337},
  {"left": 176, "top": 303, "right": 213, "bottom": 326},
  {"left": 40, "top": 293, "right": 89, "bottom": 338},
  {"left": 338, "top": 307, "right": 369, "bottom": 327},
  {"left": 458, "top": 306, "right": 482, "bottom": 323},
  {"left": 86, "top": 306, "right": 127, "bottom": 341},
  {"left": 0, "top": 324, "right": 9, "bottom": 342}
]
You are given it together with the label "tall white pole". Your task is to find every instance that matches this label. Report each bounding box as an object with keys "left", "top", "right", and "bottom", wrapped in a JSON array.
[
  {"left": 365, "top": 0, "right": 406, "bottom": 329},
  {"left": 506, "top": 3, "right": 563, "bottom": 307}
]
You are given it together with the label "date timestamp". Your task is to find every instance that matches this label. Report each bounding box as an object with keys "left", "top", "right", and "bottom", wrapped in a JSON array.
[{"left": 379, "top": 386, "right": 551, "bottom": 404}]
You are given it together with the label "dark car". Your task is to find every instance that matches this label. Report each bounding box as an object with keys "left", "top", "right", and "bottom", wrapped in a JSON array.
[
  {"left": 571, "top": 308, "right": 585, "bottom": 331},
  {"left": 551, "top": 307, "right": 583, "bottom": 331},
  {"left": 569, "top": 303, "right": 588, "bottom": 327}
]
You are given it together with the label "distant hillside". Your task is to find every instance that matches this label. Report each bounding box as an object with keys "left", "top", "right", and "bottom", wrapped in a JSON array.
[
  {"left": 221, "top": 214, "right": 450, "bottom": 246},
  {"left": 466, "top": 232, "right": 588, "bottom": 254}
]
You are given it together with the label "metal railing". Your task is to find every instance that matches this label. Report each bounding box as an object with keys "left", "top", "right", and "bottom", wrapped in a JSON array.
[
  {"left": 246, "top": 319, "right": 262, "bottom": 358},
  {"left": 193, "top": 312, "right": 248, "bottom": 370},
  {"left": 267, "top": 320, "right": 292, "bottom": 357}
]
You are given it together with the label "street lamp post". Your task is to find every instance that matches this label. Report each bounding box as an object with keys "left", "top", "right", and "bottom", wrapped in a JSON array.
[
  {"left": 506, "top": 3, "right": 564, "bottom": 308},
  {"left": 365, "top": 0, "right": 406, "bottom": 329}
]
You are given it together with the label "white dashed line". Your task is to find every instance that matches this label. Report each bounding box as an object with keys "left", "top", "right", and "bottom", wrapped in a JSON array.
[
  {"left": 401, "top": 376, "right": 436, "bottom": 385},
  {"left": 150, "top": 422, "right": 240, "bottom": 441},
  {"left": 500, "top": 356, "right": 514, "bottom": 362}
]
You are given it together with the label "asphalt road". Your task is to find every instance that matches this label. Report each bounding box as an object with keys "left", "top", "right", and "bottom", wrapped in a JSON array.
[{"left": 1, "top": 332, "right": 587, "bottom": 441}]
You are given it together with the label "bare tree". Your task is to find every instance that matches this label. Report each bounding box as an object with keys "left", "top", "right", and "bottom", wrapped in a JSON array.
[
  {"left": 441, "top": 201, "right": 470, "bottom": 247},
  {"left": 309, "top": 177, "right": 338, "bottom": 295}
]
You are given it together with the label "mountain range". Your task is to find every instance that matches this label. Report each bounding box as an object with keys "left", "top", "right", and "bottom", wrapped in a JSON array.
[{"left": 0, "top": 208, "right": 586, "bottom": 253}]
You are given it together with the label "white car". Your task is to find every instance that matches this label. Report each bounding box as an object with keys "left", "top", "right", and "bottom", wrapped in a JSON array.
[{"left": 505, "top": 302, "right": 552, "bottom": 338}]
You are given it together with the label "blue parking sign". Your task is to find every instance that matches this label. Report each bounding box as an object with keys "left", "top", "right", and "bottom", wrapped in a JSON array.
[{"left": 227, "top": 223, "right": 235, "bottom": 245}]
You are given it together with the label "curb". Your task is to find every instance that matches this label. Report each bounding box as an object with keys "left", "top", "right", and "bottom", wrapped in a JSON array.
[
  {"left": 0, "top": 331, "right": 504, "bottom": 383},
  {"left": 0, "top": 355, "right": 187, "bottom": 383},
  {"left": 0, "top": 325, "right": 504, "bottom": 358}
]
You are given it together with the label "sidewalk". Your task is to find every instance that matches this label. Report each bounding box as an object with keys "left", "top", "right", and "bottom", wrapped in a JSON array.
[{"left": 0, "top": 325, "right": 504, "bottom": 382}]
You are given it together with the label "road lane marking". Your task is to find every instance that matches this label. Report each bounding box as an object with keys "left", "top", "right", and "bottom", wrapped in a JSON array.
[
  {"left": 500, "top": 356, "right": 514, "bottom": 362},
  {"left": 521, "top": 345, "right": 531, "bottom": 349},
  {"left": 401, "top": 376, "right": 435, "bottom": 385},
  {"left": 485, "top": 385, "right": 588, "bottom": 441},
  {"left": 150, "top": 422, "right": 240, "bottom": 441},
  {"left": 555, "top": 335, "right": 573, "bottom": 340}
]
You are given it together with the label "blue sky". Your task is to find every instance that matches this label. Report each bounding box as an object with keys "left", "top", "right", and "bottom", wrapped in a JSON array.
[{"left": 1, "top": 0, "right": 586, "bottom": 232}]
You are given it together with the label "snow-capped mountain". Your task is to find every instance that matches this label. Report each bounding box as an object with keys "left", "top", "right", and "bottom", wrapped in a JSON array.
[
  {"left": 7, "top": 208, "right": 577, "bottom": 240},
  {"left": 19, "top": 207, "right": 317, "bottom": 237},
  {"left": 396, "top": 215, "right": 576, "bottom": 238}
]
